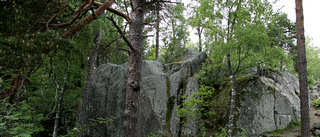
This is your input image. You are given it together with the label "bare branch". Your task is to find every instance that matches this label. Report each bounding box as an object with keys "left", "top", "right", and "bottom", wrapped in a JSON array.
[
  {"left": 83, "top": 0, "right": 95, "bottom": 11},
  {"left": 161, "top": 0, "right": 184, "bottom": 5},
  {"left": 107, "top": 16, "right": 134, "bottom": 51},
  {"left": 120, "top": 48, "right": 130, "bottom": 53},
  {"left": 100, "top": 35, "right": 122, "bottom": 49},
  {"left": 124, "top": 0, "right": 130, "bottom": 19},
  {"left": 144, "top": 35, "right": 154, "bottom": 38},
  {"left": 46, "top": 0, "right": 71, "bottom": 29},
  {"left": 49, "top": 0, "right": 91, "bottom": 29}
]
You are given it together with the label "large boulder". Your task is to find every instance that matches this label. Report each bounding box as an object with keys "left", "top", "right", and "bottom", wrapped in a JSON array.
[
  {"left": 85, "top": 47, "right": 301, "bottom": 137},
  {"left": 209, "top": 71, "right": 301, "bottom": 136},
  {"left": 86, "top": 48, "right": 207, "bottom": 137},
  {"left": 311, "top": 81, "right": 320, "bottom": 100}
]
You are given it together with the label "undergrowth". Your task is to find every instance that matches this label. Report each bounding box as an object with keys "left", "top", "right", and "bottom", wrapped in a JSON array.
[
  {"left": 265, "top": 120, "right": 301, "bottom": 135},
  {"left": 313, "top": 99, "right": 320, "bottom": 109}
]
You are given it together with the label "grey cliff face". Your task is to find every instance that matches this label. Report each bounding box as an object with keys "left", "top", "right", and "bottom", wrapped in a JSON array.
[
  {"left": 86, "top": 48, "right": 206, "bottom": 137},
  {"left": 85, "top": 48, "right": 300, "bottom": 137},
  {"left": 311, "top": 81, "right": 320, "bottom": 100},
  {"left": 211, "top": 72, "right": 301, "bottom": 136}
]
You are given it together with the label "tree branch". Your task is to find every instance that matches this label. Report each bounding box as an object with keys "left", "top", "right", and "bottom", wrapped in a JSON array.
[
  {"left": 94, "top": 1, "right": 131, "bottom": 23},
  {"left": 120, "top": 48, "right": 130, "bottom": 53},
  {"left": 234, "top": 47, "right": 250, "bottom": 76},
  {"left": 83, "top": 0, "right": 95, "bottom": 12},
  {"left": 100, "top": 35, "right": 122, "bottom": 49},
  {"left": 107, "top": 16, "right": 134, "bottom": 51},
  {"left": 46, "top": 0, "right": 71, "bottom": 29},
  {"left": 62, "top": 0, "right": 115, "bottom": 38},
  {"left": 50, "top": 0, "right": 92, "bottom": 29},
  {"left": 161, "top": 0, "right": 184, "bottom": 5}
]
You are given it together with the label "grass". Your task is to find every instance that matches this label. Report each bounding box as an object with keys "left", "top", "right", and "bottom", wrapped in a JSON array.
[{"left": 264, "top": 120, "right": 301, "bottom": 136}]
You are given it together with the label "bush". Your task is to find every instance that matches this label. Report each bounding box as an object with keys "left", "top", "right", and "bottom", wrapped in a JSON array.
[
  {"left": 177, "top": 85, "right": 215, "bottom": 136},
  {"left": 313, "top": 99, "right": 320, "bottom": 109}
]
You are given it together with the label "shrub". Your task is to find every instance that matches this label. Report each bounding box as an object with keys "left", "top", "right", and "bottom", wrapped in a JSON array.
[{"left": 313, "top": 99, "right": 320, "bottom": 109}]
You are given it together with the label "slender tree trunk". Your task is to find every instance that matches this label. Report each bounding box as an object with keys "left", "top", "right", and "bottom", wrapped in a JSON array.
[
  {"left": 197, "top": 26, "right": 202, "bottom": 52},
  {"left": 52, "top": 54, "right": 71, "bottom": 137},
  {"left": 77, "top": 28, "right": 101, "bottom": 137},
  {"left": 155, "top": 0, "right": 160, "bottom": 60},
  {"left": 123, "top": 0, "right": 145, "bottom": 136},
  {"left": 227, "top": 53, "right": 236, "bottom": 137},
  {"left": 295, "top": 0, "right": 310, "bottom": 136},
  {"left": 52, "top": 89, "right": 64, "bottom": 137},
  {"left": 171, "top": 20, "right": 177, "bottom": 54}
]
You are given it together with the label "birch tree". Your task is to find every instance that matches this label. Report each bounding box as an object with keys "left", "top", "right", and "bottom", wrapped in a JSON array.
[{"left": 194, "top": 0, "right": 281, "bottom": 135}]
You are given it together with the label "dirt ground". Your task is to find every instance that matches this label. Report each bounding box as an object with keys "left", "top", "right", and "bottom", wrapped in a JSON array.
[{"left": 264, "top": 103, "right": 320, "bottom": 137}]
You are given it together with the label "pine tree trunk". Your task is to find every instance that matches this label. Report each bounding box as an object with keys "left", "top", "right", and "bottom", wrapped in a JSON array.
[
  {"left": 77, "top": 29, "right": 101, "bottom": 137},
  {"left": 155, "top": 0, "right": 160, "bottom": 60},
  {"left": 227, "top": 53, "right": 236, "bottom": 137},
  {"left": 123, "top": 0, "right": 145, "bottom": 136},
  {"left": 295, "top": 0, "right": 310, "bottom": 136}
]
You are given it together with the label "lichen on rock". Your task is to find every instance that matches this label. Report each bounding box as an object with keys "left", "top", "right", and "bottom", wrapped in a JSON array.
[
  {"left": 86, "top": 48, "right": 206, "bottom": 137},
  {"left": 208, "top": 71, "right": 301, "bottom": 136}
]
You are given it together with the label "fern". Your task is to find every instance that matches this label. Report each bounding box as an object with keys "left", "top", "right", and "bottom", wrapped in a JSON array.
[{"left": 0, "top": 99, "right": 44, "bottom": 136}]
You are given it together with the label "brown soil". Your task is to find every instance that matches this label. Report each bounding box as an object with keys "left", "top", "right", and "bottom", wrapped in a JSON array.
[{"left": 264, "top": 103, "right": 320, "bottom": 137}]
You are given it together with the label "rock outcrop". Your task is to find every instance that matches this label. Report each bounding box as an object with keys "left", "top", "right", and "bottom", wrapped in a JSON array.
[
  {"left": 85, "top": 47, "right": 301, "bottom": 137},
  {"left": 209, "top": 71, "right": 301, "bottom": 136},
  {"left": 86, "top": 48, "right": 206, "bottom": 137},
  {"left": 311, "top": 81, "right": 320, "bottom": 100}
]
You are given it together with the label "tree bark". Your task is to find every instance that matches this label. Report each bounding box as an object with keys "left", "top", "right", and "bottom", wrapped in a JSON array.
[
  {"left": 197, "top": 26, "right": 202, "bottom": 52},
  {"left": 155, "top": 0, "right": 160, "bottom": 60},
  {"left": 123, "top": 0, "right": 145, "bottom": 136},
  {"left": 52, "top": 88, "right": 64, "bottom": 137},
  {"left": 295, "top": 0, "right": 310, "bottom": 136},
  {"left": 227, "top": 53, "right": 236, "bottom": 137},
  {"left": 77, "top": 28, "right": 101, "bottom": 137},
  {"left": 62, "top": 0, "right": 114, "bottom": 38}
]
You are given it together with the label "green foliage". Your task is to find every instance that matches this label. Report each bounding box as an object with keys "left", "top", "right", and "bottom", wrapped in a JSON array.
[
  {"left": 192, "top": 0, "right": 295, "bottom": 88},
  {"left": 24, "top": 51, "right": 86, "bottom": 136},
  {"left": 0, "top": 0, "right": 130, "bottom": 136},
  {"left": 162, "top": 48, "right": 187, "bottom": 63},
  {"left": 313, "top": 99, "right": 320, "bottom": 109},
  {"left": 265, "top": 120, "right": 300, "bottom": 135},
  {"left": 88, "top": 117, "right": 114, "bottom": 126},
  {"left": 60, "top": 127, "right": 80, "bottom": 137},
  {"left": 161, "top": 3, "right": 189, "bottom": 63},
  {"left": 178, "top": 85, "right": 215, "bottom": 120},
  {"left": 305, "top": 37, "right": 320, "bottom": 86},
  {"left": 267, "top": 13, "right": 296, "bottom": 50},
  {"left": 0, "top": 67, "right": 15, "bottom": 90},
  {"left": 177, "top": 85, "right": 215, "bottom": 136},
  {"left": 199, "top": 59, "right": 229, "bottom": 88},
  {"left": 214, "top": 128, "right": 228, "bottom": 137},
  {"left": 0, "top": 99, "right": 44, "bottom": 136},
  {"left": 0, "top": 0, "right": 65, "bottom": 36},
  {"left": 0, "top": 30, "right": 74, "bottom": 69},
  {"left": 147, "top": 132, "right": 161, "bottom": 137},
  {"left": 285, "top": 36, "right": 320, "bottom": 87},
  {"left": 214, "top": 128, "right": 246, "bottom": 137}
]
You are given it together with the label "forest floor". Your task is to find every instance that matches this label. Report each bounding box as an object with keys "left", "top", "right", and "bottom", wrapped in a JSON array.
[{"left": 263, "top": 103, "right": 320, "bottom": 137}]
